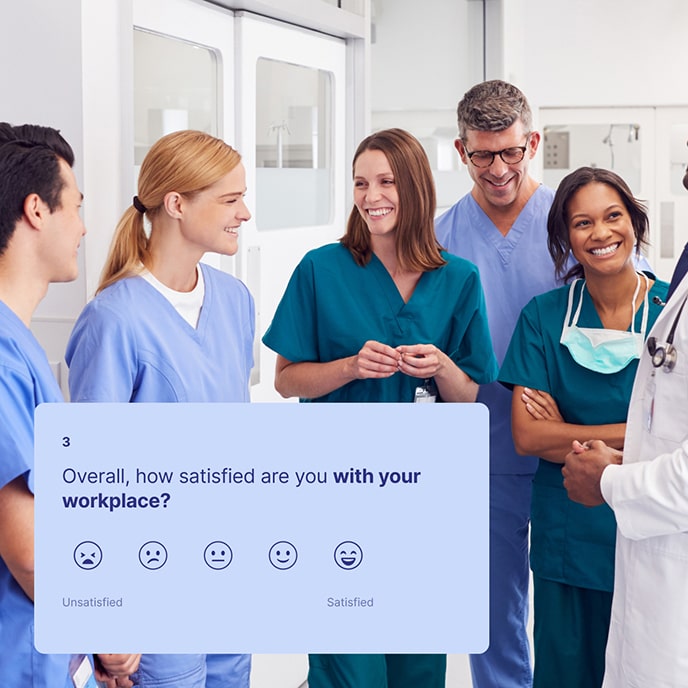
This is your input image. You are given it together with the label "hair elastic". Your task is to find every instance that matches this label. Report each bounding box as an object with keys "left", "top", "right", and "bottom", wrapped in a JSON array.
[{"left": 132, "top": 195, "right": 147, "bottom": 214}]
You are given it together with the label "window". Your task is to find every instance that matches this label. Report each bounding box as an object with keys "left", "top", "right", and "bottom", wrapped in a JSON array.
[{"left": 255, "top": 58, "right": 333, "bottom": 229}]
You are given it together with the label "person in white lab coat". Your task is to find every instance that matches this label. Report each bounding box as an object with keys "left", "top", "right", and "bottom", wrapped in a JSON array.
[{"left": 562, "top": 161, "right": 688, "bottom": 687}]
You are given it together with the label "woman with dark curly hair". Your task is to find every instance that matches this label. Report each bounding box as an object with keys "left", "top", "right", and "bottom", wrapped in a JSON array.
[{"left": 500, "top": 167, "right": 668, "bottom": 687}]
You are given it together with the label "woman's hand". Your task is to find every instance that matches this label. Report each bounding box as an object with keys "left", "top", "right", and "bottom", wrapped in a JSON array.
[
  {"left": 396, "top": 343, "right": 478, "bottom": 402},
  {"left": 352, "top": 340, "right": 401, "bottom": 379},
  {"left": 274, "top": 342, "right": 400, "bottom": 399},
  {"left": 396, "top": 343, "right": 442, "bottom": 379},
  {"left": 511, "top": 385, "right": 626, "bottom": 463},
  {"left": 521, "top": 387, "right": 564, "bottom": 422}
]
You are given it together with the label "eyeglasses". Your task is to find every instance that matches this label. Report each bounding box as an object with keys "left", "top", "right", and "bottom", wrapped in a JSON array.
[{"left": 464, "top": 137, "right": 531, "bottom": 168}]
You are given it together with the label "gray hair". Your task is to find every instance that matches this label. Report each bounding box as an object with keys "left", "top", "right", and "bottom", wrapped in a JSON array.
[{"left": 457, "top": 80, "right": 532, "bottom": 139}]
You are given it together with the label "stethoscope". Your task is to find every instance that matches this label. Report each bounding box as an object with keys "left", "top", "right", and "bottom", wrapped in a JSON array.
[{"left": 647, "top": 295, "right": 688, "bottom": 372}]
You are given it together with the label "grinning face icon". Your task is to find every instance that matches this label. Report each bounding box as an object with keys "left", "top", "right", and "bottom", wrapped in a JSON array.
[
  {"left": 268, "top": 541, "right": 298, "bottom": 570},
  {"left": 204, "top": 541, "right": 233, "bottom": 570},
  {"left": 74, "top": 541, "right": 103, "bottom": 570},
  {"left": 139, "top": 541, "right": 168, "bottom": 570},
  {"left": 334, "top": 541, "right": 363, "bottom": 570}
]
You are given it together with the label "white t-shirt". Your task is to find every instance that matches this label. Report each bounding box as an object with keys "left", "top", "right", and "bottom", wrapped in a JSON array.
[{"left": 141, "top": 266, "right": 205, "bottom": 328}]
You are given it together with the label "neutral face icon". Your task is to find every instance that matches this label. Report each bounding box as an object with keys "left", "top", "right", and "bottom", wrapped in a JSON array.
[
  {"left": 334, "top": 541, "right": 363, "bottom": 570},
  {"left": 74, "top": 541, "right": 102, "bottom": 570},
  {"left": 204, "top": 541, "right": 233, "bottom": 570},
  {"left": 139, "top": 541, "right": 168, "bottom": 570},
  {"left": 268, "top": 541, "right": 298, "bottom": 570}
]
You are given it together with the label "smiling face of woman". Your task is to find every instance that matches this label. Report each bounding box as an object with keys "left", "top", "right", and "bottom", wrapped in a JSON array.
[
  {"left": 566, "top": 182, "right": 637, "bottom": 278},
  {"left": 353, "top": 149, "right": 399, "bottom": 238},
  {"left": 178, "top": 163, "right": 251, "bottom": 257}
]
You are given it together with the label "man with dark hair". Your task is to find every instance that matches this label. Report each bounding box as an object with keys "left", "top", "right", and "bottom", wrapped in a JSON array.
[
  {"left": 0, "top": 122, "right": 76, "bottom": 166},
  {"left": 435, "top": 81, "right": 558, "bottom": 688},
  {"left": 0, "top": 123, "right": 138, "bottom": 686}
]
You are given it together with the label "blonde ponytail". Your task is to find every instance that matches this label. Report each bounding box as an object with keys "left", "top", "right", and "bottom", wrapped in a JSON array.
[
  {"left": 95, "top": 130, "right": 241, "bottom": 294},
  {"left": 96, "top": 206, "right": 149, "bottom": 293}
]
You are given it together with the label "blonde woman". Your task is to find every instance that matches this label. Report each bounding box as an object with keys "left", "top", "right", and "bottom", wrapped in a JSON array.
[{"left": 66, "top": 130, "right": 254, "bottom": 687}]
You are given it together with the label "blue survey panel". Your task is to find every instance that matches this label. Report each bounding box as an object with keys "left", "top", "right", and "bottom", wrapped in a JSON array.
[{"left": 34, "top": 402, "right": 488, "bottom": 654}]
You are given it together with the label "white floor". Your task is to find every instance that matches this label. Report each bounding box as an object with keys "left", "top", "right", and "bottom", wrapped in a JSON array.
[
  {"left": 249, "top": 653, "right": 495, "bottom": 688},
  {"left": 249, "top": 653, "right": 474, "bottom": 688}
]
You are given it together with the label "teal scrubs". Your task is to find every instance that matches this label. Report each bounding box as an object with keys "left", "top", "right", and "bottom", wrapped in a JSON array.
[
  {"left": 263, "top": 243, "right": 498, "bottom": 401},
  {"left": 498, "top": 275, "right": 668, "bottom": 687},
  {"left": 263, "top": 242, "right": 498, "bottom": 688}
]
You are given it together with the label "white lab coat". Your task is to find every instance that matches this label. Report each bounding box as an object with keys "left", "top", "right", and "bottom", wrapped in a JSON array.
[{"left": 601, "top": 274, "right": 688, "bottom": 687}]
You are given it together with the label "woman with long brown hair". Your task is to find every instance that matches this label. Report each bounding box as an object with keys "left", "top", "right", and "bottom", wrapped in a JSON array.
[{"left": 263, "top": 128, "right": 498, "bottom": 687}]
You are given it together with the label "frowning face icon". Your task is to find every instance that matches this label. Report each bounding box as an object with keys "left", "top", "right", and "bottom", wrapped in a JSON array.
[{"left": 139, "top": 541, "right": 168, "bottom": 570}]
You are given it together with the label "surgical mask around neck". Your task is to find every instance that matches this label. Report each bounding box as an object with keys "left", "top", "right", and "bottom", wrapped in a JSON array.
[{"left": 560, "top": 273, "right": 649, "bottom": 374}]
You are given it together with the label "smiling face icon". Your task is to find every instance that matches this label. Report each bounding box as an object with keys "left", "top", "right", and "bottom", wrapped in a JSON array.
[
  {"left": 204, "top": 541, "right": 233, "bottom": 570},
  {"left": 139, "top": 541, "right": 168, "bottom": 570},
  {"left": 268, "top": 541, "right": 297, "bottom": 570},
  {"left": 334, "top": 541, "right": 363, "bottom": 570},
  {"left": 74, "top": 541, "right": 102, "bottom": 570}
]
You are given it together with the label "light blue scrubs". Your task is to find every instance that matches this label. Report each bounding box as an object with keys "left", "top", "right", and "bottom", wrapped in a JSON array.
[
  {"left": 435, "top": 186, "right": 559, "bottom": 688},
  {"left": 67, "top": 264, "right": 254, "bottom": 403},
  {"left": 263, "top": 242, "right": 498, "bottom": 688},
  {"left": 0, "top": 301, "right": 76, "bottom": 688},
  {"left": 67, "top": 264, "right": 254, "bottom": 687}
]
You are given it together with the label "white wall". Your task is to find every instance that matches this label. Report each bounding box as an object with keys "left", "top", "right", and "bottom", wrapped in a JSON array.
[
  {"left": 370, "top": 0, "right": 483, "bottom": 135},
  {"left": 81, "top": 0, "right": 134, "bottom": 301},
  {"left": 370, "top": 0, "right": 482, "bottom": 113},
  {"left": 0, "top": 0, "right": 84, "bottom": 183},
  {"left": 0, "top": 0, "right": 87, "bottom": 389},
  {"left": 501, "top": 0, "right": 688, "bottom": 110},
  {"left": 369, "top": 0, "right": 484, "bottom": 211},
  {"left": 0, "top": 0, "right": 86, "bottom": 322},
  {"left": 496, "top": 0, "right": 688, "bottom": 279}
]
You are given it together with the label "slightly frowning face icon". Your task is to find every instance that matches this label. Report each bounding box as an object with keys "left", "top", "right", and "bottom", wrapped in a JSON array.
[
  {"left": 334, "top": 541, "right": 363, "bottom": 570},
  {"left": 139, "top": 541, "right": 168, "bottom": 570}
]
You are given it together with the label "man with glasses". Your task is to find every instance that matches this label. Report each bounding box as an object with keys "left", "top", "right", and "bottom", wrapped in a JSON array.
[
  {"left": 561, "top": 157, "right": 688, "bottom": 688},
  {"left": 435, "top": 80, "right": 559, "bottom": 688}
]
